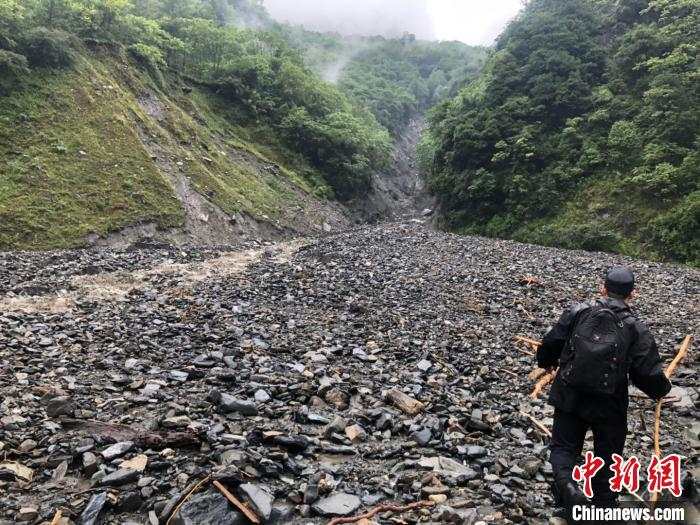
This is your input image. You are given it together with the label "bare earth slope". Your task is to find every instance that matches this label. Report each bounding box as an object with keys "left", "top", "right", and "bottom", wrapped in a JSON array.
[{"left": 0, "top": 223, "right": 697, "bottom": 524}]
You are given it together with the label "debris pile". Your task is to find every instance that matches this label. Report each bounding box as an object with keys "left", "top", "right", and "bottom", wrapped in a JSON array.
[{"left": 1, "top": 223, "right": 697, "bottom": 524}]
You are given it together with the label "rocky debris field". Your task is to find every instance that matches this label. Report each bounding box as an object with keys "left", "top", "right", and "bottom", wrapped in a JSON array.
[{"left": 1, "top": 222, "right": 698, "bottom": 525}]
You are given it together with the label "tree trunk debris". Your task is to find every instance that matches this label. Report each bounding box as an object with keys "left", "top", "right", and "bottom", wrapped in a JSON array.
[{"left": 58, "top": 418, "right": 200, "bottom": 449}]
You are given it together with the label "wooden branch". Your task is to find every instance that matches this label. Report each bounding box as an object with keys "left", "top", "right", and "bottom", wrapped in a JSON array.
[
  {"left": 520, "top": 412, "right": 552, "bottom": 438},
  {"left": 649, "top": 335, "right": 692, "bottom": 513},
  {"left": 519, "top": 276, "right": 543, "bottom": 287},
  {"left": 652, "top": 400, "right": 663, "bottom": 458},
  {"left": 497, "top": 367, "right": 519, "bottom": 378},
  {"left": 385, "top": 389, "right": 425, "bottom": 415},
  {"left": 530, "top": 368, "right": 557, "bottom": 399},
  {"left": 165, "top": 475, "right": 212, "bottom": 525},
  {"left": 513, "top": 346, "right": 535, "bottom": 357},
  {"left": 664, "top": 335, "right": 691, "bottom": 379},
  {"left": 654, "top": 335, "right": 693, "bottom": 456},
  {"left": 326, "top": 500, "right": 436, "bottom": 525},
  {"left": 514, "top": 336, "right": 542, "bottom": 349},
  {"left": 213, "top": 480, "right": 261, "bottom": 524}
]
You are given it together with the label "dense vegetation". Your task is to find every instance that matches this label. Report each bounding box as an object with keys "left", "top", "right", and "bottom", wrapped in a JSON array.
[
  {"left": 286, "top": 30, "right": 487, "bottom": 136},
  {"left": 338, "top": 37, "right": 486, "bottom": 136},
  {"left": 0, "top": 0, "right": 391, "bottom": 201},
  {"left": 424, "top": 0, "right": 699, "bottom": 264}
]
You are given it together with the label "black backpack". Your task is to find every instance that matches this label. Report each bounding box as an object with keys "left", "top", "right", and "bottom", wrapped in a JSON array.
[{"left": 560, "top": 303, "right": 629, "bottom": 395}]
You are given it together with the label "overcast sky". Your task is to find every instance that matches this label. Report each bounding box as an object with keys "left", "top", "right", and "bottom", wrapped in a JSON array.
[{"left": 263, "top": 0, "right": 524, "bottom": 46}]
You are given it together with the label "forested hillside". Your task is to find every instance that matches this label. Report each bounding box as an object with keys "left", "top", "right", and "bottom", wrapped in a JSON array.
[
  {"left": 0, "top": 0, "right": 485, "bottom": 250},
  {"left": 284, "top": 29, "right": 487, "bottom": 136},
  {"left": 424, "top": 0, "right": 699, "bottom": 264},
  {"left": 0, "top": 0, "right": 388, "bottom": 249}
]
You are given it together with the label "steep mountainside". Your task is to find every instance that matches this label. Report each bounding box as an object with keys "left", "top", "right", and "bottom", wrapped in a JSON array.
[
  {"left": 0, "top": 46, "right": 350, "bottom": 249},
  {"left": 0, "top": 1, "right": 483, "bottom": 250},
  {"left": 424, "top": 0, "right": 699, "bottom": 265}
]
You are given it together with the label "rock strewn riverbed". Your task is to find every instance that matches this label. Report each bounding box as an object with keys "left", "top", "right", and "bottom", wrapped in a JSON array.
[{"left": 1, "top": 222, "right": 697, "bottom": 524}]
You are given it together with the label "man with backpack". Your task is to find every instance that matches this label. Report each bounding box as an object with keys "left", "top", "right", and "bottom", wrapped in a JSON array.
[{"left": 537, "top": 266, "right": 672, "bottom": 521}]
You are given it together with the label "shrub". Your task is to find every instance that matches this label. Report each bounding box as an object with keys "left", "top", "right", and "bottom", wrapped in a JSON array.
[
  {"left": 645, "top": 191, "right": 700, "bottom": 264},
  {"left": 22, "top": 27, "right": 76, "bottom": 68},
  {"left": 0, "top": 48, "right": 28, "bottom": 76},
  {"left": 128, "top": 43, "right": 166, "bottom": 87}
]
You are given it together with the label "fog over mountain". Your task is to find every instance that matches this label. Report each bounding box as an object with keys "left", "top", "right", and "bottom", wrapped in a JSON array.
[
  {"left": 262, "top": 0, "right": 523, "bottom": 45},
  {"left": 264, "top": 0, "right": 436, "bottom": 40}
]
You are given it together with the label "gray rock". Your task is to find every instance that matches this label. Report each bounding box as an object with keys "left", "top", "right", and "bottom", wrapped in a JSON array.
[
  {"left": 254, "top": 389, "right": 271, "bottom": 403},
  {"left": 173, "top": 491, "right": 246, "bottom": 525},
  {"left": 83, "top": 451, "right": 99, "bottom": 476},
  {"left": 99, "top": 468, "right": 139, "bottom": 486},
  {"left": 312, "top": 493, "right": 361, "bottom": 517},
  {"left": 46, "top": 396, "right": 75, "bottom": 417},
  {"left": 239, "top": 483, "right": 274, "bottom": 520},
  {"left": 411, "top": 427, "right": 432, "bottom": 446},
  {"left": 490, "top": 483, "right": 514, "bottom": 499},
  {"left": 16, "top": 507, "right": 38, "bottom": 522},
  {"left": 169, "top": 370, "right": 189, "bottom": 382},
  {"left": 212, "top": 391, "right": 258, "bottom": 416},
  {"left": 417, "top": 359, "right": 432, "bottom": 372},
  {"left": 80, "top": 492, "right": 108, "bottom": 525},
  {"left": 101, "top": 441, "right": 134, "bottom": 460},
  {"left": 162, "top": 416, "right": 191, "bottom": 429},
  {"left": 466, "top": 446, "right": 487, "bottom": 459}
]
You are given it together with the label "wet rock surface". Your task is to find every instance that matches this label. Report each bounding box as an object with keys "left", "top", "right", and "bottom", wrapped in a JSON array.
[{"left": 0, "top": 222, "right": 697, "bottom": 524}]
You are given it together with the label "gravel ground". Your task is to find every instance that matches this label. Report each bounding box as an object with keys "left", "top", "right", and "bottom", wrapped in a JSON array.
[{"left": 1, "top": 222, "right": 697, "bottom": 524}]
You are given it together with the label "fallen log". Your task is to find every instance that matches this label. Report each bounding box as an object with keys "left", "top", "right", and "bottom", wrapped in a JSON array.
[
  {"left": 326, "top": 500, "right": 435, "bottom": 525},
  {"left": 58, "top": 418, "right": 200, "bottom": 449},
  {"left": 650, "top": 335, "right": 692, "bottom": 512}
]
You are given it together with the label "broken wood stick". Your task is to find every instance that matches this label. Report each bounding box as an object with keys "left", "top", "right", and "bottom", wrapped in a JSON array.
[
  {"left": 164, "top": 475, "right": 212, "bottom": 525},
  {"left": 654, "top": 335, "right": 692, "bottom": 456},
  {"left": 385, "top": 388, "right": 425, "bottom": 415},
  {"left": 514, "top": 335, "right": 541, "bottom": 351},
  {"left": 650, "top": 335, "right": 692, "bottom": 512},
  {"left": 496, "top": 367, "right": 519, "bottom": 378},
  {"left": 520, "top": 411, "right": 552, "bottom": 438},
  {"left": 326, "top": 500, "right": 436, "bottom": 525},
  {"left": 513, "top": 345, "right": 535, "bottom": 357},
  {"left": 213, "top": 480, "right": 261, "bottom": 524},
  {"left": 519, "top": 276, "right": 543, "bottom": 287},
  {"left": 50, "top": 510, "right": 62, "bottom": 525},
  {"left": 530, "top": 368, "right": 558, "bottom": 399},
  {"left": 663, "top": 335, "right": 691, "bottom": 379}
]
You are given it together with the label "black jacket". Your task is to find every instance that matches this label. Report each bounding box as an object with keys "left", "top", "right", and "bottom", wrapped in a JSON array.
[{"left": 537, "top": 297, "right": 672, "bottom": 419}]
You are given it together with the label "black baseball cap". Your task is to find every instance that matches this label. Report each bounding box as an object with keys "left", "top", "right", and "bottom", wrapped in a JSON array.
[{"left": 605, "top": 266, "right": 635, "bottom": 297}]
